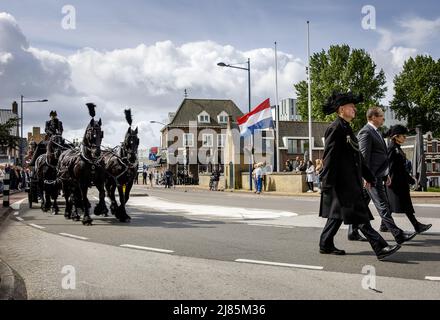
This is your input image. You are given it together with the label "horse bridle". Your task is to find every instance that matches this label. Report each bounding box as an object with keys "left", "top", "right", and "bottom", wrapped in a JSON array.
[{"left": 81, "top": 125, "right": 103, "bottom": 165}]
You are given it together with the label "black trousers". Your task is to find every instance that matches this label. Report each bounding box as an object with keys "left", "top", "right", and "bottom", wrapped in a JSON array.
[
  {"left": 321, "top": 218, "right": 388, "bottom": 256},
  {"left": 350, "top": 179, "right": 404, "bottom": 239}
]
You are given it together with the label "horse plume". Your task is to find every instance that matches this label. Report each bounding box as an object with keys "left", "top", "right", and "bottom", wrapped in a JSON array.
[
  {"left": 86, "top": 103, "right": 96, "bottom": 118},
  {"left": 124, "top": 109, "right": 132, "bottom": 126}
]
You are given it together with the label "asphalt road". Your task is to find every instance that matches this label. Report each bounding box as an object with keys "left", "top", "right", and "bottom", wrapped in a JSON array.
[{"left": 0, "top": 186, "right": 439, "bottom": 299}]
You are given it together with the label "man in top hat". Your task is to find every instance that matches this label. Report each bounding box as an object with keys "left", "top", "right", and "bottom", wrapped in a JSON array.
[
  {"left": 45, "top": 110, "right": 63, "bottom": 138},
  {"left": 350, "top": 107, "right": 417, "bottom": 244},
  {"left": 318, "top": 91, "right": 401, "bottom": 260}
]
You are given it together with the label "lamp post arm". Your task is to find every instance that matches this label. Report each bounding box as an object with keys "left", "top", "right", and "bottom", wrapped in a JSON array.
[{"left": 224, "top": 65, "right": 249, "bottom": 71}]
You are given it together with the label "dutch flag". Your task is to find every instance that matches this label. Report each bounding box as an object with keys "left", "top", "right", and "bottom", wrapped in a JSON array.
[{"left": 237, "top": 98, "right": 273, "bottom": 137}]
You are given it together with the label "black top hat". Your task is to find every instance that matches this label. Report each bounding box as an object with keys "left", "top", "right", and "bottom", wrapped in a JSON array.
[
  {"left": 49, "top": 110, "right": 57, "bottom": 117},
  {"left": 386, "top": 124, "right": 408, "bottom": 137},
  {"left": 322, "top": 91, "right": 364, "bottom": 115}
]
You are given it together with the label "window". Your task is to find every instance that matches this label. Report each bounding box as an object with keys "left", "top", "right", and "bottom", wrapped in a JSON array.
[
  {"left": 432, "top": 141, "right": 438, "bottom": 153},
  {"left": 183, "top": 133, "right": 194, "bottom": 147},
  {"left": 427, "top": 161, "right": 433, "bottom": 172},
  {"left": 287, "top": 139, "right": 309, "bottom": 154},
  {"left": 198, "top": 111, "right": 210, "bottom": 123},
  {"left": 217, "top": 112, "right": 228, "bottom": 124},
  {"left": 262, "top": 138, "right": 271, "bottom": 152},
  {"left": 217, "top": 134, "right": 226, "bottom": 148},
  {"left": 202, "top": 134, "right": 213, "bottom": 147}
]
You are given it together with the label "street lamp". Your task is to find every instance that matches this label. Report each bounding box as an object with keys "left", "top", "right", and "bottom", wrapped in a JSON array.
[
  {"left": 150, "top": 120, "right": 166, "bottom": 147},
  {"left": 20, "top": 95, "right": 48, "bottom": 166},
  {"left": 217, "top": 58, "right": 253, "bottom": 191},
  {"left": 150, "top": 120, "right": 166, "bottom": 126}
]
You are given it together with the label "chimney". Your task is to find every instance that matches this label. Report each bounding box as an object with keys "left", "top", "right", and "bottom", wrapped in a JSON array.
[
  {"left": 12, "top": 101, "right": 18, "bottom": 114},
  {"left": 168, "top": 112, "right": 176, "bottom": 123}
]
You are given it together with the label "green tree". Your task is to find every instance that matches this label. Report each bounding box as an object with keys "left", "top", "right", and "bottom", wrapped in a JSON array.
[
  {"left": 294, "top": 44, "right": 387, "bottom": 132},
  {"left": 390, "top": 55, "right": 440, "bottom": 136},
  {"left": 0, "top": 117, "right": 20, "bottom": 151}
]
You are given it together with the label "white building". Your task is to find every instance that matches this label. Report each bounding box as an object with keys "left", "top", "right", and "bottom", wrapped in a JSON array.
[
  {"left": 279, "top": 98, "right": 301, "bottom": 121},
  {"left": 384, "top": 106, "right": 406, "bottom": 128}
]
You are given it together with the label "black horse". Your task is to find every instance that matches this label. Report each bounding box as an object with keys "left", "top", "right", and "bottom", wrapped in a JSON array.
[
  {"left": 101, "top": 109, "right": 139, "bottom": 222},
  {"left": 57, "top": 103, "right": 107, "bottom": 225},
  {"left": 34, "top": 134, "right": 65, "bottom": 214}
]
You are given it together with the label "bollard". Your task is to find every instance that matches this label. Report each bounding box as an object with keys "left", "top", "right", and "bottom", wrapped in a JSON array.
[{"left": 3, "top": 172, "right": 10, "bottom": 207}]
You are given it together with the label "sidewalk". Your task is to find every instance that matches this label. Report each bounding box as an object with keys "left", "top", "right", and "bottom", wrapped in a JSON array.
[
  {"left": 0, "top": 191, "right": 28, "bottom": 300},
  {"left": 137, "top": 183, "right": 440, "bottom": 199}
]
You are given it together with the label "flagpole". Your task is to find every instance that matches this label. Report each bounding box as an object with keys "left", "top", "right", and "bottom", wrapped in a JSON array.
[
  {"left": 307, "top": 21, "right": 313, "bottom": 163},
  {"left": 274, "top": 41, "right": 280, "bottom": 172},
  {"left": 248, "top": 58, "right": 253, "bottom": 191}
]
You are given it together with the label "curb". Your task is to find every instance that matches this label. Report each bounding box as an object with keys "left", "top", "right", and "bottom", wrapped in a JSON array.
[
  {"left": 0, "top": 207, "right": 12, "bottom": 227},
  {"left": 0, "top": 197, "right": 27, "bottom": 300},
  {"left": 0, "top": 259, "right": 26, "bottom": 300},
  {"left": 0, "top": 259, "right": 15, "bottom": 300},
  {"left": 143, "top": 185, "right": 440, "bottom": 199}
]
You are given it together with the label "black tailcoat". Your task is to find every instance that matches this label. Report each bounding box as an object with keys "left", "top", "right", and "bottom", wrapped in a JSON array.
[
  {"left": 319, "top": 117, "right": 375, "bottom": 224},
  {"left": 45, "top": 118, "right": 64, "bottom": 137},
  {"left": 386, "top": 141, "right": 415, "bottom": 214}
]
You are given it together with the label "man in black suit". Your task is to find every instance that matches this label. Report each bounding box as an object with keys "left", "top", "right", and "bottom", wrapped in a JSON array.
[
  {"left": 318, "top": 92, "right": 401, "bottom": 260},
  {"left": 45, "top": 110, "right": 64, "bottom": 137},
  {"left": 349, "top": 107, "right": 417, "bottom": 244}
]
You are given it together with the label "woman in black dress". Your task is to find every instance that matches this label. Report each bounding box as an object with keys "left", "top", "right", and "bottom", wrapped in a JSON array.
[{"left": 386, "top": 125, "right": 432, "bottom": 234}]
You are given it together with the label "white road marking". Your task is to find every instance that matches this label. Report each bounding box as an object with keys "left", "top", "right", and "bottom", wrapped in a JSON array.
[
  {"left": 413, "top": 204, "right": 440, "bottom": 208},
  {"left": 16, "top": 217, "right": 24, "bottom": 221},
  {"left": 246, "top": 223, "right": 295, "bottom": 229},
  {"left": 59, "top": 233, "right": 88, "bottom": 240},
  {"left": 235, "top": 259, "right": 324, "bottom": 270},
  {"left": 127, "top": 196, "right": 298, "bottom": 219},
  {"left": 190, "top": 218, "right": 212, "bottom": 222},
  {"left": 13, "top": 212, "right": 19, "bottom": 216},
  {"left": 29, "top": 223, "right": 45, "bottom": 230},
  {"left": 425, "top": 276, "right": 440, "bottom": 281},
  {"left": 10, "top": 198, "right": 26, "bottom": 210},
  {"left": 120, "top": 244, "right": 174, "bottom": 254}
]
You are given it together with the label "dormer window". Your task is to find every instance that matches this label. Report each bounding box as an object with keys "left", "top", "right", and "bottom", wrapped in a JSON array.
[
  {"left": 198, "top": 111, "right": 210, "bottom": 123},
  {"left": 217, "top": 111, "right": 228, "bottom": 124}
]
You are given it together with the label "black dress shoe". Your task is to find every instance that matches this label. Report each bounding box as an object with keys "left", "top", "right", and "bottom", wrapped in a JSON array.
[
  {"left": 416, "top": 223, "right": 432, "bottom": 234},
  {"left": 379, "top": 226, "right": 389, "bottom": 232},
  {"left": 348, "top": 233, "right": 368, "bottom": 242},
  {"left": 377, "top": 244, "right": 401, "bottom": 260},
  {"left": 395, "top": 231, "right": 417, "bottom": 245},
  {"left": 319, "top": 247, "right": 346, "bottom": 255}
]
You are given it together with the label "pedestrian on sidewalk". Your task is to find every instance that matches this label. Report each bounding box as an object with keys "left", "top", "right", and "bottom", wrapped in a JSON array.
[
  {"left": 349, "top": 106, "right": 417, "bottom": 244},
  {"left": 213, "top": 169, "right": 220, "bottom": 191},
  {"left": 154, "top": 171, "right": 159, "bottom": 185},
  {"left": 255, "top": 164, "right": 263, "bottom": 194},
  {"left": 385, "top": 125, "right": 432, "bottom": 234},
  {"left": 305, "top": 160, "right": 315, "bottom": 192},
  {"left": 149, "top": 171, "right": 154, "bottom": 187},
  {"left": 315, "top": 159, "right": 323, "bottom": 192},
  {"left": 252, "top": 164, "right": 258, "bottom": 192},
  {"left": 142, "top": 168, "right": 147, "bottom": 185},
  {"left": 318, "top": 91, "right": 401, "bottom": 260}
]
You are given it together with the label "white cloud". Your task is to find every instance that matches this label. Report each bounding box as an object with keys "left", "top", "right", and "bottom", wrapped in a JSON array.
[
  {"left": 0, "top": 12, "right": 305, "bottom": 148},
  {"left": 0, "top": 12, "right": 74, "bottom": 100},
  {"left": 371, "top": 16, "right": 440, "bottom": 105}
]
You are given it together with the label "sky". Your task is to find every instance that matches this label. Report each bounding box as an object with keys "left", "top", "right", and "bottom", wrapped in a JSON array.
[{"left": 0, "top": 0, "right": 439, "bottom": 148}]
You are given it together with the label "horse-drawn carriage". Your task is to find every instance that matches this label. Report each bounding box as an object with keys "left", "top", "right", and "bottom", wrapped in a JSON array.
[{"left": 25, "top": 104, "right": 139, "bottom": 225}]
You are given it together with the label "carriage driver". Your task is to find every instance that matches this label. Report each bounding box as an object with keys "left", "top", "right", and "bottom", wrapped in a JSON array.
[
  {"left": 29, "top": 111, "right": 64, "bottom": 166},
  {"left": 45, "top": 110, "right": 64, "bottom": 138}
]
